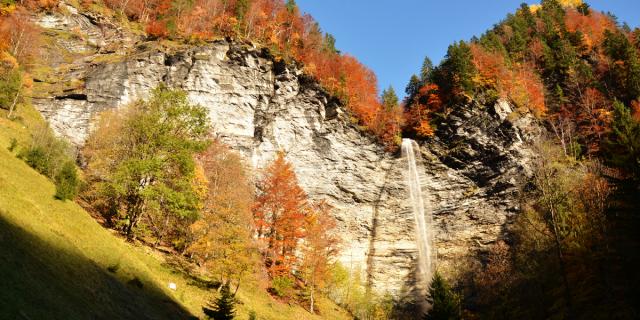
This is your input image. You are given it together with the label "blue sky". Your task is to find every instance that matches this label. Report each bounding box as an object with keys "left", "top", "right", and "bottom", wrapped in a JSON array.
[{"left": 296, "top": 0, "right": 640, "bottom": 98}]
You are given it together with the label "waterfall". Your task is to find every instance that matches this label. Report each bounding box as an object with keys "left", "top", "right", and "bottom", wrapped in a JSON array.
[{"left": 401, "top": 138, "right": 435, "bottom": 304}]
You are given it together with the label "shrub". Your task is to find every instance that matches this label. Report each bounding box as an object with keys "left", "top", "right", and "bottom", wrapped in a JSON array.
[
  {"left": 7, "top": 137, "right": 17, "bottom": 152},
  {"left": 271, "top": 276, "right": 295, "bottom": 298},
  {"left": 54, "top": 160, "right": 79, "bottom": 201},
  {"left": 20, "top": 124, "right": 73, "bottom": 178}
]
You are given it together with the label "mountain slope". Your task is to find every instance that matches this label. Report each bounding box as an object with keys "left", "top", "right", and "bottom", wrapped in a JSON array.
[{"left": 0, "top": 107, "right": 351, "bottom": 319}]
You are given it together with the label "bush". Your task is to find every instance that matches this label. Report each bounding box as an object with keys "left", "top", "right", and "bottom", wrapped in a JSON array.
[
  {"left": 54, "top": 161, "right": 79, "bottom": 201},
  {"left": 7, "top": 137, "right": 17, "bottom": 152},
  {"left": 271, "top": 276, "right": 295, "bottom": 298},
  {"left": 20, "top": 124, "right": 73, "bottom": 178},
  {"left": 19, "top": 124, "right": 80, "bottom": 200}
]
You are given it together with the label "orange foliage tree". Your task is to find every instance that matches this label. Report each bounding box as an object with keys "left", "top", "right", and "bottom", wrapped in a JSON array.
[
  {"left": 565, "top": 8, "right": 615, "bottom": 51},
  {"left": 470, "top": 43, "right": 545, "bottom": 115},
  {"left": 252, "top": 152, "right": 308, "bottom": 277},
  {"left": 404, "top": 83, "right": 443, "bottom": 138},
  {"left": 0, "top": 8, "right": 41, "bottom": 66},
  {"left": 577, "top": 87, "right": 612, "bottom": 154},
  {"left": 97, "top": 0, "right": 399, "bottom": 151},
  {"left": 187, "top": 141, "right": 257, "bottom": 292},
  {"left": 299, "top": 201, "right": 340, "bottom": 313}
]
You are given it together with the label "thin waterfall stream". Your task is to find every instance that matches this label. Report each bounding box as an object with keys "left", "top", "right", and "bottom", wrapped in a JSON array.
[{"left": 401, "top": 138, "right": 435, "bottom": 307}]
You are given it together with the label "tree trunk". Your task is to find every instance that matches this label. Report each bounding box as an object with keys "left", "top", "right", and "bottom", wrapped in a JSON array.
[
  {"left": 8, "top": 90, "right": 20, "bottom": 119},
  {"left": 309, "top": 286, "right": 315, "bottom": 314}
]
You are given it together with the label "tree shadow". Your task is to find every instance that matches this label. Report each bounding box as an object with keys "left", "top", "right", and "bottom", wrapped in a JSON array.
[{"left": 0, "top": 214, "right": 195, "bottom": 320}]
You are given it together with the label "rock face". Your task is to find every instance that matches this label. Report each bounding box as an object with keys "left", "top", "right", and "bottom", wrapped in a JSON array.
[{"left": 31, "top": 5, "right": 541, "bottom": 304}]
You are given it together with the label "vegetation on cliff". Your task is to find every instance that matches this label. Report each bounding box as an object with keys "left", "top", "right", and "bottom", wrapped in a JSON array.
[{"left": 402, "top": 0, "right": 640, "bottom": 318}]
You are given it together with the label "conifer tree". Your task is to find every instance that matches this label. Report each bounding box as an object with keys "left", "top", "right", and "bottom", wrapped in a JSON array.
[
  {"left": 203, "top": 283, "right": 236, "bottom": 320},
  {"left": 423, "top": 273, "right": 461, "bottom": 320},
  {"left": 381, "top": 86, "right": 399, "bottom": 111},
  {"left": 405, "top": 74, "right": 421, "bottom": 98},
  {"left": 420, "top": 57, "right": 434, "bottom": 83},
  {"left": 606, "top": 100, "right": 640, "bottom": 178}
]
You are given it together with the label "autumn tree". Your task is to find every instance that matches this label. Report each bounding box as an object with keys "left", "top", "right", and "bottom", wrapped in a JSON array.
[
  {"left": 187, "top": 141, "right": 257, "bottom": 292},
  {"left": 0, "top": 9, "right": 41, "bottom": 66},
  {"left": 83, "top": 86, "right": 210, "bottom": 240},
  {"left": 253, "top": 152, "right": 308, "bottom": 277},
  {"left": 405, "top": 83, "right": 442, "bottom": 138},
  {"left": 300, "top": 201, "right": 340, "bottom": 314},
  {"left": 576, "top": 87, "right": 612, "bottom": 154}
]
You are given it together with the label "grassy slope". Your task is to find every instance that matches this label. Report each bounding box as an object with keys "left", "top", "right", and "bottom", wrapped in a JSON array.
[{"left": 0, "top": 106, "right": 351, "bottom": 319}]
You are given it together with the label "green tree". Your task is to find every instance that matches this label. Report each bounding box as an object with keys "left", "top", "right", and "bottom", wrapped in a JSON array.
[
  {"left": 435, "top": 41, "right": 476, "bottom": 98},
  {"left": 84, "top": 86, "right": 210, "bottom": 239},
  {"left": 203, "top": 283, "right": 236, "bottom": 320},
  {"left": 54, "top": 161, "right": 80, "bottom": 201},
  {"left": 577, "top": 2, "right": 590, "bottom": 15},
  {"left": 420, "top": 56, "right": 434, "bottom": 83},
  {"left": 381, "top": 86, "right": 399, "bottom": 111},
  {"left": 603, "top": 30, "right": 640, "bottom": 103},
  {"left": 323, "top": 33, "right": 338, "bottom": 54},
  {"left": 606, "top": 100, "right": 640, "bottom": 178},
  {"left": 235, "top": 0, "right": 250, "bottom": 23},
  {"left": 405, "top": 74, "right": 421, "bottom": 98},
  {"left": 0, "top": 67, "right": 23, "bottom": 118},
  {"left": 285, "top": 0, "right": 296, "bottom": 13},
  {"left": 424, "top": 272, "right": 461, "bottom": 320}
]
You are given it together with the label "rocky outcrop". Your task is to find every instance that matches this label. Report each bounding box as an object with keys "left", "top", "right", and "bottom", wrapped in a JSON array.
[{"left": 30, "top": 4, "right": 541, "bottom": 304}]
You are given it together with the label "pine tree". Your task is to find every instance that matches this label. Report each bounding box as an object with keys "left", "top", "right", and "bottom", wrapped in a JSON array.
[
  {"left": 203, "top": 283, "right": 236, "bottom": 320},
  {"left": 420, "top": 56, "right": 434, "bottom": 82},
  {"left": 436, "top": 41, "right": 476, "bottom": 98},
  {"left": 381, "top": 86, "right": 399, "bottom": 111},
  {"left": 423, "top": 273, "right": 461, "bottom": 320},
  {"left": 405, "top": 74, "right": 421, "bottom": 98},
  {"left": 605, "top": 100, "right": 640, "bottom": 178}
]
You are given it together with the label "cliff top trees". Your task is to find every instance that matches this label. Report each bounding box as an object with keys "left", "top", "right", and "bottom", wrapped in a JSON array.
[
  {"left": 433, "top": 41, "right": 476, "bottom": 101},
  {"left": 381, "top": 86, "right": 399, "bottom": 111},
  {"left": 84, "top": 86, "right": 210, "bottom": 240}
]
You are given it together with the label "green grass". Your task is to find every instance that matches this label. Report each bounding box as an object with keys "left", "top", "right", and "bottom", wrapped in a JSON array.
[{"left": 0, "top": 106, "right": 351, "bottom": 320}]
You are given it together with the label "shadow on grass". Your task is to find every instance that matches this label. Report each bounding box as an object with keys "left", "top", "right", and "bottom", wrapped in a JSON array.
[{"left": 0, "top": 214, "right": 195, "bottom": 320}]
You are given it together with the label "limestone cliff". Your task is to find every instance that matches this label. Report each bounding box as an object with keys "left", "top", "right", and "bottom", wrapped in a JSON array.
[{"left": 31, "top": 4, "right": 541, "bottom": 302}]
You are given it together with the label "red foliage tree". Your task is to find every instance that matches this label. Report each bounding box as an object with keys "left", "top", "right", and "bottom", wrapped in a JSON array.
[
  {"left": 253, "top": 152, "right": 308, "bottom": 277},
  {"left": 405, "top": 83, "right": 442, "bottom": 138},
  {"left": 577, "top": 87, "right": 612, "bottom": 154}
]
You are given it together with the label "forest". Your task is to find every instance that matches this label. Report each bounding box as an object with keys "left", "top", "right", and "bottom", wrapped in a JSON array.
[{"left": 1, "top": 0, "right": 640, "bottom": 319}]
